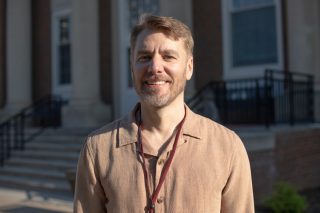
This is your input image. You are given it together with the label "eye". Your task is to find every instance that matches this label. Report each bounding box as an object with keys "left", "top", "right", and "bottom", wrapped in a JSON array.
[
  {"left": 136, "top": 55, "right": 151, "bottom": 62},
  {"left": 163, "top": 55, "right": 176, "bottom": 61}
]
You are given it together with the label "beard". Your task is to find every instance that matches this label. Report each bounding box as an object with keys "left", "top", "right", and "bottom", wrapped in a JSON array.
[{"left": 133, "top": 74, "right": 187, "bottom": 108}]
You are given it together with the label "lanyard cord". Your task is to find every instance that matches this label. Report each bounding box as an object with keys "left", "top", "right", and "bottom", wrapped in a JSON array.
[{"left": 137, "top": 107, "right": 186, "bottom": 213}]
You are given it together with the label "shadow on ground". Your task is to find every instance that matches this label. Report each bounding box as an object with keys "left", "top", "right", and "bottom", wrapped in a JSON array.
[{"left": 0, "top": 206, "right": 66, "bottom": 213}]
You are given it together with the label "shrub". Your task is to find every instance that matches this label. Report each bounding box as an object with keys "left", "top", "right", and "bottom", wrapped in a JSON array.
[{"left": 264, "top": 182, "right": 308, "bottom": 213}]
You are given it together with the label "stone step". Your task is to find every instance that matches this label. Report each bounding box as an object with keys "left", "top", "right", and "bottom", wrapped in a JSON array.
[
  {"left": 0, "top": 127, "right": 90, "bottom": 198},
  {"left": 0, "top": 166, "right": 66, "bottom": 181},
  {"left": 31, "top": 135, "right": 86, "bottom": 144},
  {"left": 12, "top": 150, "right": 79, "bottom": 161},
  {"left": 26, "top": 142, "right": 82, "bottom": 152},
  {"left": 0, "top": 174, "right": 72, "bottom": 195},
  {"left": 41, "top": 127, "right": 95, "bottom": 135},
  {"left": 6, "top": 158, "right": 77, "bottom": 171}
]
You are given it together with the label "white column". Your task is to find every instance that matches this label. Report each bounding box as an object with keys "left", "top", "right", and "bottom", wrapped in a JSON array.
[
  {"left": 5, "top": 0, "right": 31, "bottom": 115},
  {"left": 63, "top": 0, "right": 111, "bottom": 127}
]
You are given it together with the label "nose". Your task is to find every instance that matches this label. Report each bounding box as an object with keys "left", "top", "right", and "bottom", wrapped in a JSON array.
[{"left": 148, "top": 55, "right": 163, "bottom": 74}]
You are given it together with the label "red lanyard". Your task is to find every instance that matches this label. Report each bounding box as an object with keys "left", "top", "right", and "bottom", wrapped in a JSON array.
[{"left": 137, "top": 107, "right": 186, "bottom": 213}]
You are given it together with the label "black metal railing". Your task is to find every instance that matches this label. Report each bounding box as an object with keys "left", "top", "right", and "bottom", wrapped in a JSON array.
[
  {"left": 0, "top": 95, "right": 63, "bottom": 166},
  {"left": 187, "top": 69, "right": 314, "bottom": 127}
]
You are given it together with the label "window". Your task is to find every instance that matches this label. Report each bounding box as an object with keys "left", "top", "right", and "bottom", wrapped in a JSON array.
[
  {"left": 128, "top": 0, "right": 160, "bottom": 28},
  {"left": 58, "top": 16, "right": 71, "bottom": 85},
  {"left": 231, "top": 0, "right": 278, "bottom": 67}
]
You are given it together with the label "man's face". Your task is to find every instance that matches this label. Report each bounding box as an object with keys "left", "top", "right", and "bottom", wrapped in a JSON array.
[{"left": 131, "top": 29, "right": 193, "bottom": 108}]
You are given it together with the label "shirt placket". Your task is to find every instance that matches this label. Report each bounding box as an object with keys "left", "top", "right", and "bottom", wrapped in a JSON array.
[{"left": 153, "top": 151, "right": 169, "bottom": 212}]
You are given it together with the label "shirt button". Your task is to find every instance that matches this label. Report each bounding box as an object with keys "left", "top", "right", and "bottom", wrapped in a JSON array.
[
  {"left": 158, "top": 159, "right": 165, "bottom": 165},
  {"left": 157, "top": 197, "right": 164, "bottom": 203}
]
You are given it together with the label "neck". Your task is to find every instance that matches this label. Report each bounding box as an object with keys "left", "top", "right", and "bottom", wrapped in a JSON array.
[{"left": 139, "top": 101, "right": 185, "bottom": 136}]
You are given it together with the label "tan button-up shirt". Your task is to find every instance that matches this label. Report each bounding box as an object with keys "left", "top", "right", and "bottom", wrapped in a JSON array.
[{"left": 74, "top": 105, "right": 254, "bottom": 212}]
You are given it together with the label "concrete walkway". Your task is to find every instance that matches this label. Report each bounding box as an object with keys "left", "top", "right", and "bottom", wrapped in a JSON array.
[{"left": 0, "top": 187, "right": 73, "bottom": 213}]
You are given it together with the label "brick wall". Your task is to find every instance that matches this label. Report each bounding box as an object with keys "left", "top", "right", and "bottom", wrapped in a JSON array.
[
  {"left": 192, "top": 0, "right": 223, "bottom": 90},
  {"left": 248, "top": 127, "right": 320, "bottom": 204},
  {"left": 275, "top": 128, "right": 320, "bottom": 190},
  {"left": 99, "top": 0, "right": 113, "bottom": 104},
  {"left": 32, "top": 0, "right": 52, "bottom": 101},
  {"left": 315, "top": 89, "right": 320, "bottom": 122},
  {"left": 248, "top": 150, "right": 275, "bottom": 202}
]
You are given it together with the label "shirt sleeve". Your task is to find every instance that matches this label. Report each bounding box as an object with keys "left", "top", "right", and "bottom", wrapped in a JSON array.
[
  {"left": 73, "top": 137, "right": 108, "bottom": 213},
  {"left": 221, "top": 133, "right": 255, "bottom": 212}
]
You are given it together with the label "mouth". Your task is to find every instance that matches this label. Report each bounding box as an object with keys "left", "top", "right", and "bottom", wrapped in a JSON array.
[{"left": 145, "top": 80, "right": 169, "bottom": 85}]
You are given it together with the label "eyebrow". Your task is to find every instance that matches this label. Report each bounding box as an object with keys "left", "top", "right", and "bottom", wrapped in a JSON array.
[
  {"left": 136, "top": 50, "right": 151, "bottom": 55},
  {"left": 135, "top": 49, "right": 180, "bottom": 56},
  {"left": 161, "top": 49, "right": 179, "bottom": 56}
]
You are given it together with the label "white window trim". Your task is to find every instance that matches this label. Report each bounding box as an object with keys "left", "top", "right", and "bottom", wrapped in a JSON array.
[
  {"left": 231, "top": 1, "right": 274, "bottom": 11},
  {"left": 222, "top": 0, "right": 284, "bottom": 80},
  {"left": 51, "top": 8, "right": 72, "bottom": 100}
]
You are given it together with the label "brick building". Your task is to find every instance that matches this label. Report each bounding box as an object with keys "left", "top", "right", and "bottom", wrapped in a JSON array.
[{"left": 0, "top": 0, "right": 319, "bottom": 126}]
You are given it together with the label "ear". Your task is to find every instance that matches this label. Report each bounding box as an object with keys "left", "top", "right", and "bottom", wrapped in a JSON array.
[{"left": 186, "top": 56, "right": 193, "bottom": 80}]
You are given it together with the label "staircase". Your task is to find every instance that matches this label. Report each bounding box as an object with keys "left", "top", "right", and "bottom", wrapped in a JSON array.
[{"left": 0, "top": 128, "right": 93, "bottom": 198}]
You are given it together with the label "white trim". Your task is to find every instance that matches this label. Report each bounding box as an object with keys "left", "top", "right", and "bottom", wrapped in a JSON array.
[
  {"left": 222, "top": 0, "right": 284, "bottom": 80},
  {"left": 112, "top": 0, "right": 139, "bottom": 118},
  {"left": 51, "top": 8, "right": 72, "bottom": 100},
  {"left": 231, "top": 2, "right": 274, "bottom": 12}
]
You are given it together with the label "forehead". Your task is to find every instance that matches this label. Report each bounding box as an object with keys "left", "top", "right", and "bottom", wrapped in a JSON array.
[{"left": 134, "top": 29, "right": 185, "bottom": 52}]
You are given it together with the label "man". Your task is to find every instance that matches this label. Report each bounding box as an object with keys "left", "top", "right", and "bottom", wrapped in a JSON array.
[{"left": 74, "top": 14, "right": 254, "bottom": 212}]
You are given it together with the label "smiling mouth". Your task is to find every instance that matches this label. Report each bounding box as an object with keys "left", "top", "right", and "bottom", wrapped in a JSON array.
[{"left": 145, "top": 80, "right": 169, "bottom": 85}]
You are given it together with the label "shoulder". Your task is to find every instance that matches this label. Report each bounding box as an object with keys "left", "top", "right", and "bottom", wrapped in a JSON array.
[
  {"left": 190, "top": 111, "right": 238, "bottom": 140},
  {"left": 82, "top": 115, "right": 131, "bottom": 154},
  {"left": 88, "top": 118, "right": 121, "bottom": 139},
  {"left": 190, "top": 111, "right": 244, "bottom": 152},
  {"left": 193, "top": 112, "right": 249, "bottom": 167}
]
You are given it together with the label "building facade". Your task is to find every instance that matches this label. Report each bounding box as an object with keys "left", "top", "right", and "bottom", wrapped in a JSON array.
[{"left": 0, "top": 0, "right": 319, "bottom": 127}]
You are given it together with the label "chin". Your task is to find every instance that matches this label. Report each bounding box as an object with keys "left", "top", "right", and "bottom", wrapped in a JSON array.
[{"left": 140, "top": 94, "right": 172, "bottom": 108}]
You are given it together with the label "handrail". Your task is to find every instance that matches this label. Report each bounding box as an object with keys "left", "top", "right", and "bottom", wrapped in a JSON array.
[
  {"left": 265, "top": 69, "right": 313, "bottom": 79},
  {"left": 187, "top": 69, "right": 314, "bottom": 127},
  {"left": 0, "top": 95, "right": 63, "bottom": 166}
]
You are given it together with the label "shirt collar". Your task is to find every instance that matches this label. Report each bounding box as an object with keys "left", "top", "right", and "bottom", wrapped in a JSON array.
[
  {"left": 182, "top": 104, "right": 202, "bottom": 140},
  {"left": 117, "top": 103, "right": 202, "bottom": 147}
]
